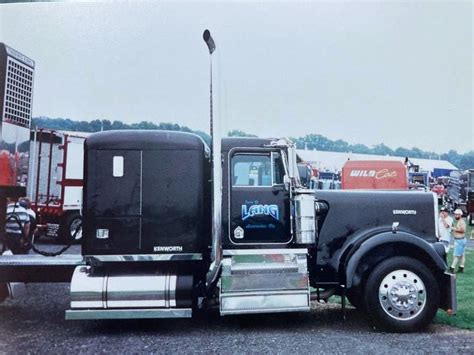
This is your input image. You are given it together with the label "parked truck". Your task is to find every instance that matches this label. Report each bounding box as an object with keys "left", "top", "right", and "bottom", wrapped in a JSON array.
[
  {"left": 0, "top": 30, "right": 456, "bottom": 333},
  {"left": 445, "top": 169, "right": 474, "bottom": 225},
  {"left": 27, "top": 129, "right": 87, "bottom": 242}
]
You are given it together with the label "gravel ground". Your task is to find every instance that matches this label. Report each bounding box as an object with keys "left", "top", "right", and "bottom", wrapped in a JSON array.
[{"left": 0, "top": 240, "right": 473, "bottom": 354}]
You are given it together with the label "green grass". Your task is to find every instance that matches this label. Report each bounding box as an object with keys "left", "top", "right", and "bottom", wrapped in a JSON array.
[{"left": 435, "top": 250, "right": 474, "bottom": 330}]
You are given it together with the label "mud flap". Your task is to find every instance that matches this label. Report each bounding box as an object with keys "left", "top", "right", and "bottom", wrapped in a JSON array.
[
  {"left": 440, "top": 272, "right": 457, "bottom": 315},
  {"left": 0, "top": 282, "right": 8, "bottom": 302}
]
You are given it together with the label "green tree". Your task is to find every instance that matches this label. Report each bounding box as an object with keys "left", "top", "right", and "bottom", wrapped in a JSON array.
[{"left": 228, "top": 129, "right": 258, "bottom": 137}]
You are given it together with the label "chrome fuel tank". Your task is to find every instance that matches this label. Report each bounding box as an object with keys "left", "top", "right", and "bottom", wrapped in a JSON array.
[{"left": 69, "top": 266, "right": 187, "bottom": 310}]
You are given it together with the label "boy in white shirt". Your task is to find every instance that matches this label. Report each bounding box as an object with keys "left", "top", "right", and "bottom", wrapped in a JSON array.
[{"left": 438, "top": 206, "right": 452, "bottom": 251}]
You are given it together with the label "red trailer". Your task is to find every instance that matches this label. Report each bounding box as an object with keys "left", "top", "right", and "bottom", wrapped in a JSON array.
[
  {"left": 341, "top": 160, "right": 408, "bottom": 190},
  {"left": 27, "top": 129, "right": 88, "bottom": 242}
]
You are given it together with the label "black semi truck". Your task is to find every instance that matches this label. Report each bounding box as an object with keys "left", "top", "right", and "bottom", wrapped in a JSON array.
[
  {"left": 0, "top": 30, "right": 456, "bottom": 333},
  {"left": 0, "top": 130, "right": 456, "bottom": 332}
]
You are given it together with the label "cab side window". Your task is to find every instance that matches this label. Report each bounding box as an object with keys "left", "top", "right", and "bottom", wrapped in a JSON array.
[{"left": 232, "top": 152, "right": 285, "bottom": 187}]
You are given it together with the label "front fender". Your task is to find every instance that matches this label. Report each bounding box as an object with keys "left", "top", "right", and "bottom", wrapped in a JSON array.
[{"left": 345, "top": 231, "right": 447, "bottom": 289}]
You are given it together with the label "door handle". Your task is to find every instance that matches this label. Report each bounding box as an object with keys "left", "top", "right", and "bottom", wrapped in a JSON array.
[{"left": 272, "top": 184, "right": 285, "bottom": 193}]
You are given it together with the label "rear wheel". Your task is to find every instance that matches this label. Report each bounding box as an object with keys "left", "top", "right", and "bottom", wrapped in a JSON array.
[
  {"left": 60, "top": 212, "right": 82, "bottom": 244},
  {"left": 364, "top": 256, "right": 439, "bottom": 332}
]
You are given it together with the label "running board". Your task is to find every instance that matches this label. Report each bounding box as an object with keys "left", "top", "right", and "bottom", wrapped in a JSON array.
[
  {"left": 66, "top": 308, "right": 192, "bottom": 320},
  {"left": 0, "top": 254, "right": 84, "bottom": 282}
]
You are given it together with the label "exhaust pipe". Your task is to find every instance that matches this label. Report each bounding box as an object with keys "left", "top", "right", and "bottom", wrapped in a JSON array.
[{"left": 203, "top": 30, "right": 222, "bottom": 289}]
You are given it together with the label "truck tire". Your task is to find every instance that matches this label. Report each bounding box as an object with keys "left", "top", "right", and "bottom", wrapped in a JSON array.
[
  {"left": 363, "top": 256, "right": 439, "bottom": 332},
  {"left": 60, "top": 212, "right": 82, "bottom": 244}
]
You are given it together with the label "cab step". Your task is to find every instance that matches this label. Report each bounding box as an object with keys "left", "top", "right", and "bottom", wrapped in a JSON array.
[{"left": 220, "top": 249, "right": 310, "bottom": 315}]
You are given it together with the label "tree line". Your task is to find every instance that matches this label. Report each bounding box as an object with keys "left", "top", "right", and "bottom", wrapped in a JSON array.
[{"left": 32, "top": 117, "right": 473, "bottom": 170}]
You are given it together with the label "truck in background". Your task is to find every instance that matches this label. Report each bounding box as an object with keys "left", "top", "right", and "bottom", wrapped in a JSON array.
[
  {"left": 317, "top": 171, "right": 341, "bottom": 190},
  {"left": 341, "top": 160, "right": 408, "bottom": 190},
  {"left": 27, "top": 129, "right": 88, "bottom": 242},
  {"left": 445, "top": 169, "right": 474, "bottom": 225},
  {"left": 408, "top": 171, "right": 429, "bottom": 191}
]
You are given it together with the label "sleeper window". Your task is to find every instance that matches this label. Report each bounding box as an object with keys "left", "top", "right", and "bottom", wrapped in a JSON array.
[{"left": 113, "top": 156, "right": 124, "bottom": 177}]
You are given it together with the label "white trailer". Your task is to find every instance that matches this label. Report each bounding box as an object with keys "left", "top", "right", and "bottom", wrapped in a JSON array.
[{"left": 27, "top": 129, "right": 88, "bottom": 242}]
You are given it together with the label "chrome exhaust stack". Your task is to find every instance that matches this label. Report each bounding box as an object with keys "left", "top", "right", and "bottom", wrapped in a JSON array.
[{"left": 203, "top": 30, "right": 222, "bottom": 289}]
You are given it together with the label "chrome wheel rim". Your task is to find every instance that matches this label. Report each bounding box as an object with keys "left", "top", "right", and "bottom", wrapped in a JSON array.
[
  {"left": 378, "top": 269, "right": 426, "bottom": 321},
  {"left": 70, "top": 219, "right": 82, "bottom": 241}
]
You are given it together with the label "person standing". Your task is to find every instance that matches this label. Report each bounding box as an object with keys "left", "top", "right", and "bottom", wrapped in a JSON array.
[
  {"left": 438, "top": 207, "right": 452, "bottom": 251},
  {"left": 449, "top": 209, "right": 467, "bottom": 273},
  {"left": 4, "top": 199, "right": 31, "bottom": 254},
  {"left": 19, "top": 197, "right": 36, "bottom": 240}
]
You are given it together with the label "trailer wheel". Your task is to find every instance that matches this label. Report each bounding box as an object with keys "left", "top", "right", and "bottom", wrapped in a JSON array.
[
  {"left": 60, "top": 212, "right": 82, "bottom": 244},
  {"left": 364, "top": 256, "right": 439, "bottom": 332}
]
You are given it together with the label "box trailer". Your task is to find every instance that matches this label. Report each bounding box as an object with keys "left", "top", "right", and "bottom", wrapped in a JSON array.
[
  {"left": 341, "top": 160, "right": 408, "bottom": 190},
  {"left": 27, "top": 129, "right": 88, "bottom": 242}
]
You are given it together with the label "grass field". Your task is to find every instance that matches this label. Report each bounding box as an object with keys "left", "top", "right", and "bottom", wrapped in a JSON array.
[{"left": 435, "top": 249, "right": 474, "bottom": 330}]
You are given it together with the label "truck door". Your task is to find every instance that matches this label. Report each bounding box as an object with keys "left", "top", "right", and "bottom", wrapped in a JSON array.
[{"left": 228, "top": 149, "right": 291, "bottom": 244}]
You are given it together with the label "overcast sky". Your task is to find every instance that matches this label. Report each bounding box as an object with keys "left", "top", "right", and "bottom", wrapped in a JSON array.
[{"left": 0, "top": 1, "right": 472, "bottom": 153}]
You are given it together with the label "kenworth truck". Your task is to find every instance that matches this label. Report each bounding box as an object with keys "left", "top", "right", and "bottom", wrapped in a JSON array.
[
  {"left": 0, "top": 30, "right": 456, "bottom": 333},
  {"left": 0, "top": 129, "right": 457, "bottom": 332}
]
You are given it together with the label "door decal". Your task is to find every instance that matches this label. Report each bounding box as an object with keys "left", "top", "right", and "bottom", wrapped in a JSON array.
[
  {"left": 241, "top": 203, "right": 279, "bottom": 221},
  {"left": 234, "top": 226, "right": 244, "bottom": 239}
]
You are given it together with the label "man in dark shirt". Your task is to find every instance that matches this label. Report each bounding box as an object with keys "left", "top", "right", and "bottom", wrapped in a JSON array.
[{"left": 4, "top": 199, "right": 31, "bottom": 254}]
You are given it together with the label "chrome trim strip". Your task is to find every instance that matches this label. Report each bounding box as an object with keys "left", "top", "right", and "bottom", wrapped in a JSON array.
[
  {"left": 86, "top": 254, "right": 202, "bottom": 263},
  {"left": 223, "top": 249, "right": 308, "bottom": 256},
  {"left": 65, "top": 308, "right": 192, "bottom": 320}
]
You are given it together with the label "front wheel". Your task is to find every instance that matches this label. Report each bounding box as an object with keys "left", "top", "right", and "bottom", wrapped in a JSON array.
[{"left": 364, "top": 256, "right": 439, "bottom": 332}]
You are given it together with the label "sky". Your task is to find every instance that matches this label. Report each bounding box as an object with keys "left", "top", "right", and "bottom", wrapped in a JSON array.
[{"left": 0, "top": 1, "right": 472, "bottom": 154}]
